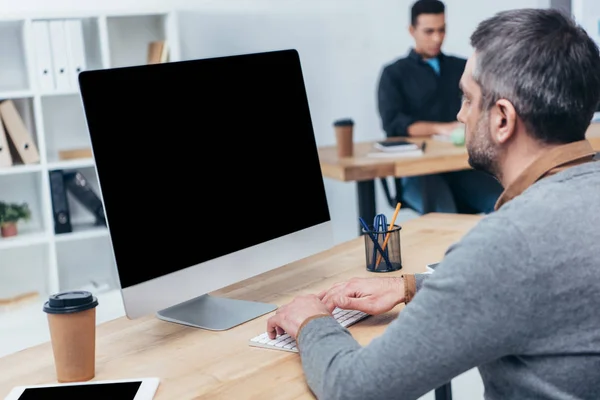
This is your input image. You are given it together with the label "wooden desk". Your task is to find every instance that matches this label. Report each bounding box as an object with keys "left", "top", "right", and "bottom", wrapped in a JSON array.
[
  {"left": 318, "top": 123, "right": 600, "bottom": 228},
  {"left": 0, "top": 213, "right": 480, "bottom": 400}
]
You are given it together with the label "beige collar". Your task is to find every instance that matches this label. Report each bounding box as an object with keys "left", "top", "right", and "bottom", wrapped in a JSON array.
[{"left": 495, "top": 140, "right": 596, "bottom": 210}]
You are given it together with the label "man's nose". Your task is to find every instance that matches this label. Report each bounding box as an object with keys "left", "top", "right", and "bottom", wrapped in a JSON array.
[{"left": 457, "top": 107, "right": 465, "bottom": 123}]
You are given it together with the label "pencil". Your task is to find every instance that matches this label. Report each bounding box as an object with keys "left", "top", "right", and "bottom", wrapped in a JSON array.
[{"left": 375, "top": 202, "right": 402, "bottom": 269}]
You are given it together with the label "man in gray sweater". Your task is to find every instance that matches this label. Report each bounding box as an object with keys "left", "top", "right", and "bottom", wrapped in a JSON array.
[{"left": 266, "top": 8, "right": 600, "bottom": 400}]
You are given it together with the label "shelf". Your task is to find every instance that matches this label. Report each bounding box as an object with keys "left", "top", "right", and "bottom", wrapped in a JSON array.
[
  {"left": 107, "top": 14, "right": 167, "bottom": 68},
  {"left": 0, "top": 164, "right": 43, "bottom": 176},
  {"left": 47, "top": 158, "right": 95, "bottom": 171},
  {"left": 54, "top": 224, "right": 108, "bottom": 243},
  {"left": 42, "top": 96, "right": 91, "bottom": 161},
  {"left": 0, "top": 90, "right": 34, "bottom": 100},
  {"left": 0, "top": 10, "right": 179, "bottom": 309},
  {"left": 0, "top": 20, "right": 29, "bottom": 92},
  {"left": 40, "top": 89, "right": 80, "bottom": 97},
  {"left": 0, "top": 230, "right": 48, "bottom": 250}
]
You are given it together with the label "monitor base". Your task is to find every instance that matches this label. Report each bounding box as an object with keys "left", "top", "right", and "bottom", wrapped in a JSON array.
[{"left": 156, "top": 294, "right": 277, "bottom": 331}]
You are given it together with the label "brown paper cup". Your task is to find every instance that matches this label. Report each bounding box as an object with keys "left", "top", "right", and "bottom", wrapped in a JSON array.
[
  {"left": 335, "top": 127, "right": 353, "bottom": 158},
  {"left": 333, "top": 118, "right": 355, "bottom": 158},
  {"left": 47, "top": 308, "right": 96, "bottom": 382},
  {"left": 43, "top": 291, "right": 98, "bottom": 383}
]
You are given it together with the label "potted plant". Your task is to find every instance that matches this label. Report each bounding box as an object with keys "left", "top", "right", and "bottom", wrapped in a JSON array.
[{"left": 0, "top": 201, "right": 31, "bottom": 238}]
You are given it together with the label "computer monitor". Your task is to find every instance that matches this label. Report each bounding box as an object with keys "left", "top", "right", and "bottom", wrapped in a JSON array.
[{"left": 77, "top": 49, "right": 333, "bottom": 331}]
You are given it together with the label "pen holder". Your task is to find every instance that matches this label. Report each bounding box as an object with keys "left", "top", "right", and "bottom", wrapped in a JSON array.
[{"left": 362, "top": 224, "right": 402, "bottom": 273}]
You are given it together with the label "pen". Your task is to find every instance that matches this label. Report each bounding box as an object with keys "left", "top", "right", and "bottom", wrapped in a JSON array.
[{"left": 359, "top": 217, "right": 392, "bottom": 269}]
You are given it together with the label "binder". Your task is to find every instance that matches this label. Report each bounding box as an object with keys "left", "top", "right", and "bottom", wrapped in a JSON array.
[
  {"left": 48, "top": 19, "right": 72, "bottom": 91},
  {"left": 58, "top": 147, "right": 92, "bottom": 160},
  {"left": 49, "top": 170, "right": 72, "bottom": 234},
  {"left": 31, "top": 20, "right": 55, "bottom": 92},
  {"left": 63, "top": 171, "right": 106, "bottom": 226},
  {"left": 0, "top": 100, "right": 40, "bottom": 164},
  {"left": 0, "top": 115, "right": 13, "bottom": 167},
  {"left": 64, "top": 19, "right": 86, "bottom": 88},
  {"left": 147, "top": 41, "right": 168, "bottom": 64}
]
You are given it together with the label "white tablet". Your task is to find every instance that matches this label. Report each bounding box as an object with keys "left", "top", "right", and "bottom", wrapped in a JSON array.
[
  {"left": 4, "top": 377, "right": 160, "bottom": 400},
  {"left": 424, "top": 262, "right": 440, "bottom": 274}
]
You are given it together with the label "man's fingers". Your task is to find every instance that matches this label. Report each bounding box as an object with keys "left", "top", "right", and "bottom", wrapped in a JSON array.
[
  {"left": 322, "top": 290, "right": 342, "bottom": 311},
  {"left": 336, "top": 294, "right": 355, "bottom": 310},
  {"left": 324, "top": 297, "right": 337, "bottom": 313},
  {"left": 321, "top": 282, "right": 345, "bottom": 298},
  {"left": 266, "top": 315, "right": 281, "bottom": 339},
  {"left": 321, "top": 283, "right": 347, "bottom": 306},
  {"left": 336, "top": 295, "right": 372, "bottom": 313}
]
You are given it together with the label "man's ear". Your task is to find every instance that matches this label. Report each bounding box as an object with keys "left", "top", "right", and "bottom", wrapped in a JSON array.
[
  {"left": 409, "top": 24, "right": 415, "bottom": 37},
  {"left": 491, "top": 99, "right": 517, "bottom": 144}
]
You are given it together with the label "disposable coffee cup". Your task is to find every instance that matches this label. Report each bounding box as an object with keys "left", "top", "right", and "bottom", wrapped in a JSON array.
[
  {"left": 43, "top": 291, "right": 99, "bottom": 383},
  {"left": 333, "top": 118, "right": 355, "bottom": 158}
]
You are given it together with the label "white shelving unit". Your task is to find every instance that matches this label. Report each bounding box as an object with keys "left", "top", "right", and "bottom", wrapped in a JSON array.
[{"left": 0, "top": 10, "right": 181, "bottom": 302}]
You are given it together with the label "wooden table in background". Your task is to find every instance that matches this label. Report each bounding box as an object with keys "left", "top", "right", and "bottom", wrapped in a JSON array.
[
  {"left": 318, "top": 123, "right": 600, "bottom": 230},
  {"left": 0, "top": 213, "right": 481, "bottom": 400}
]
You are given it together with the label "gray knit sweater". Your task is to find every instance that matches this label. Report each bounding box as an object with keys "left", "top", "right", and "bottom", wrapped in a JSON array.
[{"left": 298, "top": 161, "right": 600, "bottom": 399}]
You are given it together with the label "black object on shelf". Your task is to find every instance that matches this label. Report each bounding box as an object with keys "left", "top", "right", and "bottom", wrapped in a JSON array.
[
  {"left": 49, "top": 170, "right": 73, "bottom": 234},
  {"left": 63, "top": 170, "right": 106, "bottom": 226}
]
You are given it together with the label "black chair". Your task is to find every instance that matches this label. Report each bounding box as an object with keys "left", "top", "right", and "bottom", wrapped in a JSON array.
[
  {"left": 379, "top": 177, "right": 417, "bottom": 212},
  {"left": 379, "top": 176, "right": 480, "bottom": 215}
]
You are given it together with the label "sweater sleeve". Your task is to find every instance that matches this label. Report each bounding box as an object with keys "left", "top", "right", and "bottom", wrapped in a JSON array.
[
  {"left": 377, "top": 66, "right": 415, "bottom": 137},
  {"left": 298, "top": 215, "right": 534, "bottom": 400}
]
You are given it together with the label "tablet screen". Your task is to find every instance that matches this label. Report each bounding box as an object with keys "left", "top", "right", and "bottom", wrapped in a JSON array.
[{"left": 17, "top": 381, "right": 142, "bottom": 399}]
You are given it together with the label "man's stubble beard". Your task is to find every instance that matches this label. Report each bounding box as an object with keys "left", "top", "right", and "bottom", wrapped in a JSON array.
[{"left": 466, "top": 111, "right": 501, "bottom": 180}]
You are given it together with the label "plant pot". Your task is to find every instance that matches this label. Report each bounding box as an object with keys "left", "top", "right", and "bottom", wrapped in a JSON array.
[{"left": 1, "top": 223, "right": 17, "bottom": 238}]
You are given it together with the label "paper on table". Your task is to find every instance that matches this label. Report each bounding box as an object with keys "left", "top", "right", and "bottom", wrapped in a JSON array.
[
  {"left": 373, "top": 141, "right": 419, "bottom": 152},
  {"left": 432, "top": 134, "right": 453, "bottom": 142},
  {"left": 367, "top": 149, "right": 423, "bottom": 158}
]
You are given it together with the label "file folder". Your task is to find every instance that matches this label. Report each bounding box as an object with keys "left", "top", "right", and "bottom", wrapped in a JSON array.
[
  {"left": 31, "top": 20, "right": 55, "bottom": 92},
  {"left": 49, "top": 170, "right": 73, "bottom": 234},
  {"left": 0, "top": 100, "right": 40, "bottom": 164},
  {"left": 147, "top": 41, "right": 168, "bottom": 64},
  {"left": 0, "top": 115, "right": 13, "bottom": 167},
  {"left": 48, "top": 20, "right": 72, "bottom": 91},
  {"left": 65, "top": 19, "right": 86, "bottom": 88},
  {"left": 63, "top": 171, "right": 106, "bottom": 226}
]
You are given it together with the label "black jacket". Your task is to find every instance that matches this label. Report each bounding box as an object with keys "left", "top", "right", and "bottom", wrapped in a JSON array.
[{"left": 377, "top": 49, "right": 466, "bottom": 137}]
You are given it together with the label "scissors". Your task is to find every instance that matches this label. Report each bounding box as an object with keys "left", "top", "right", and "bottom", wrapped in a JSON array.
[{"left": 373, "top": 213, "right": 388, "bottom": 235}]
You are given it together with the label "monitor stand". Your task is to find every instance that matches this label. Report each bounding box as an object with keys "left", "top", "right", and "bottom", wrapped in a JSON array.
[{"left": 155, "top": 294, "right": 278, "bottom": 331}]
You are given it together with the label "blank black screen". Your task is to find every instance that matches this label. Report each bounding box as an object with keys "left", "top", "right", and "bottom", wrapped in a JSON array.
[
  {"left": 78, "top": 49, "right": 330, "bottom": 289},
  {"left": 19, "top": 382, "right": 141, "bottom": 399}
]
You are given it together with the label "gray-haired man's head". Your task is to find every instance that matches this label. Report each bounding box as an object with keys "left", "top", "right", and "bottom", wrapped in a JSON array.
[{"left": 457, "top": 8, "right": 600, "bottom": 178}]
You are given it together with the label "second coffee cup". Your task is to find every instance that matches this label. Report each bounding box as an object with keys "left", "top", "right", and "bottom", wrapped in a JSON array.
[
  {"left": 333, "top": 118, "right": 355, "bottom": 158},
  {"left": 43, "top": 291, "right": 99, "bottom": 383}
]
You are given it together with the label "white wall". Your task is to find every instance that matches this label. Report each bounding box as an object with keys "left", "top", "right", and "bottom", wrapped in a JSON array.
[
  {"left": 174, "top": 0, "right": 547, "bottom": 244},
  {"left": 0, "top": 0, "right": 546, "bottom": 245},
  {"left": 573, "top": 0, "right": 600, "bottom": 46}
]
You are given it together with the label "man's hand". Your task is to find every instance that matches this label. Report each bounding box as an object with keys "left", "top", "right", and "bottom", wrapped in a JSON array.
[
  {"left": 266, "top": 294, "right": 331, "bottom": 340},
  {"left": 318, "top": 277, "right": 405, "bottom": 315}
]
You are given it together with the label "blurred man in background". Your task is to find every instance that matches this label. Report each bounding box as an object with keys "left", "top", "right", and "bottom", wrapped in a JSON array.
[{"left": 377, "top": 0, "right": 503, "bottom": 214}]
